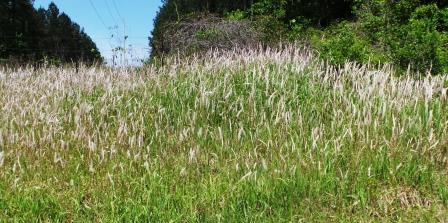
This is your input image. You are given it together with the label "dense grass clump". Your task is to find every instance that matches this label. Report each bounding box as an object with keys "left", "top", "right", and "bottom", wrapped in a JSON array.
[{"left": 1, "top": 46, "right": 448, "bottom": 221}]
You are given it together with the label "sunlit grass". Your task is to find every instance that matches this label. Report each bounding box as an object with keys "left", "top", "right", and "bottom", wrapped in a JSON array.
[{"left": 1, "top": 46, "right": 448, "bottom": 221}]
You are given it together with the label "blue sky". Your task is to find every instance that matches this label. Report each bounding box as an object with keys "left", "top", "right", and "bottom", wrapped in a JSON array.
[{"left": 33, "top": 0, "right": 163, "bottom": 66}]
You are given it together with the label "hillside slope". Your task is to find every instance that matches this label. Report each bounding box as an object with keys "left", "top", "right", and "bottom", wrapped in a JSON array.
[{"left": 1, "top": 46, "right": 448, "bottom": 221}]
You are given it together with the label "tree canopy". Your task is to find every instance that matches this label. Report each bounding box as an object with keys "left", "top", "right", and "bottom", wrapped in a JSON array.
[
  {"left": 0, "top": 0, "right": 102, "bottom": 64},
  {"left": 150, "top": 0, "right": 448, "bottom": 74},
  {"left": 149, "top": 0, "right": 360, "bottom": 58}
]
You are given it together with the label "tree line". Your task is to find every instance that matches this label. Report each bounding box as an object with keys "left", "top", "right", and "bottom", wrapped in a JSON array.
[
  {"left": 150, "top": 0, "right": 448, "bottom": 74},
  {"left": 150, "top": 0, "right": 357, "bottom": 56},
  {"left": 0, "top": 0, "right": 102, "bottom": 65},
  {"left": 152, "top": 0, "right": 355, "bottom": 27}
]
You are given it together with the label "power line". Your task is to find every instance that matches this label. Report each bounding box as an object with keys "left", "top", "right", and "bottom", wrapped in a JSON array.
[
  {"left": 88, "top": 0, "right": 110, "bottom": 31},
  {"left": 86, "top": 0, "right": 121, "bottom": 66},
  {"left": 111, "top": 0, "right": 128, "bottom": 67},
  {"left": 104, "top": 0, "right": 119, "bottom": 26},
  {"left": 111, "top": 0, "right": 125, "bottom": 23}
]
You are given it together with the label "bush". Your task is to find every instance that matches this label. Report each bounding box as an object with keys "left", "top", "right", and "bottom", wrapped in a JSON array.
[
  {"left": 225, "top": 10, "right": 246, "bottom": 21},
  {"left": 248, "top": 0, "right": 288, "bottom": 43},
  {"left": 291, "top": 2, "right": 448, "bottom": 74},
  {"left": 311, "top": 22, "right": 388, "bottom": 66},
  {"left": 154, "top": 14, "right": 262, "bottom": 56},
  {"left": 287, "top": 17, "right": 311, "bottom": 40},
  {"left": 386, "top": 4, "right": 448, "bottom": 74},
  {"left": 436, "top": 32, "right": 448, "bottom": 74},
  {"left": 389, "top": 19, "right": 441, "bottom": 74},
  {"left": 345, "top": 2, "right": 448, "bottom": 74},
  {"left": 253, "top": 16, "right": 288, "bottom": 43},
  {"left": 250, "top": 0, "right": 287, "bottom": 20},
  {"left": 441, "top": 8, "right": 448, "bottom": 31}
]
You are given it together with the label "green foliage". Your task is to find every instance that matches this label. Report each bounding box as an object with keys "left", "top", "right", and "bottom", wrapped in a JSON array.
[
  {"left": 444, "top": 79, "right": 448, "bottom": 89},
  {"left": 250, "top": 0, "right": 287, "bottom": 19},
  {"left": 311, "top": 22, "right": 387, "bottom": 65},
  {"left": 438, "top": 34, "right": 448, "bottom": 74},
  {"left": 287, "top": 17, "right": 311, "bottom": 40},
  {"left": 441, "top": 8, "right": 448, "bottom": 30},
  {"left": 355, "top": 3, "right": 448, "bottom": 74},
  {"left": 195, "top": 28, "right": 222, "bottom": 41},
  {"left": 389, "top": 14, "right": 444, "bottom": 73},
  {"left": 225, "top": 9, "right": 246, "bottom": 21},
  {"left": 308, "top": 1, "right": 448, "bottom": 74},
  {"left": 252, "top": 16, "right": 287, "bottom": 43}
]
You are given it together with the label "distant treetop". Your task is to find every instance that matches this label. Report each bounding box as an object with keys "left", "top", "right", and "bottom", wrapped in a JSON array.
[{"left": 0, "top": 0, "right": 103, "bottom": 65}]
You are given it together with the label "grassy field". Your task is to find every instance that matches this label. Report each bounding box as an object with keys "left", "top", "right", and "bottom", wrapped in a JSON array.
[{"left": 1, "top": 46, "right": 448, "bottom": 222}]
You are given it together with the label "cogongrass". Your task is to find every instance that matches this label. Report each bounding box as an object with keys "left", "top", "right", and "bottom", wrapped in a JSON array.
[{"left": 0, "top": 46, "right": 447, "bottom": 221}]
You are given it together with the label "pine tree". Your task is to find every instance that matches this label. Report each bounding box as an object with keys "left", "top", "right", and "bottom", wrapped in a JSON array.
[{"left": 0, "top": 0, "right": 103, "bottom": 64}]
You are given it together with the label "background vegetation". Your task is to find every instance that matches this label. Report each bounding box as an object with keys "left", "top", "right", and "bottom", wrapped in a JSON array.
[
  {"left": 0, "top": 0, "right": 102, "bottom": 65},
  {"left": 150, "top": 0, "right": 448, "bottom": 74}
]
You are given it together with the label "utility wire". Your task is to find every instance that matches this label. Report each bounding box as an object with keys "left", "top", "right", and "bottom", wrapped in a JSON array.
[
  {"left": 88, "top": 0, "right": 110, "bottom": 31},
  {"left": 89, "top": 0, "right": 120, "bottom": 60},
  {"left": 104, "top": 0, "right": 119, "bottom": 27},
  {"left": 111, "top": 0, "right": 125, "bottom": 23},
  {"left": 111, "top": 0, "right": 128, "bottom": 66}
]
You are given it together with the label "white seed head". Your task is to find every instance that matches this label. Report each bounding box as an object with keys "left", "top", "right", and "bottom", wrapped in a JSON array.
[{"left": 0, "top": 151, "right": 4, "bottom": 167}]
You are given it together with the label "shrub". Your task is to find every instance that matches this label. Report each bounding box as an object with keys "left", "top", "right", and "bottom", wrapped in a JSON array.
[
  {"left": 437, "top": 33, "right": 448, "bottom": 74},
  {"left": 311, "top": 22, "right": 388, "bottom": 66},
  {"left": 441, "top": 8, "right": 448, "bottom": 31},
  {"left": 287, "top": 17, "right": 311, "bottom": 40},
  {"left": 386, "top": 4, "right": 448, "bottom": 74},
  {"left": 225, "top": 10, "right": 246, "bottom": 21},
  {"left": 195, "top": 28, "right": 222, "bottom": 41},
  {"left": 252, "top": 16, "right": 288, "bottom": 43},
  {"left": 155, "top": 14, "right": 262, "bottom": 56},
  {"left": 352, "top": 2, "right": 448, "bottom": 74},
  {"left": 248, "top": 0, "right": 288, "bottom": 43},
  {"left": 389, "top": 19, "right": 440, "bottom": 74},
  {"left": 250, "top": 0, "right": 287, "bottom": 20}
]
